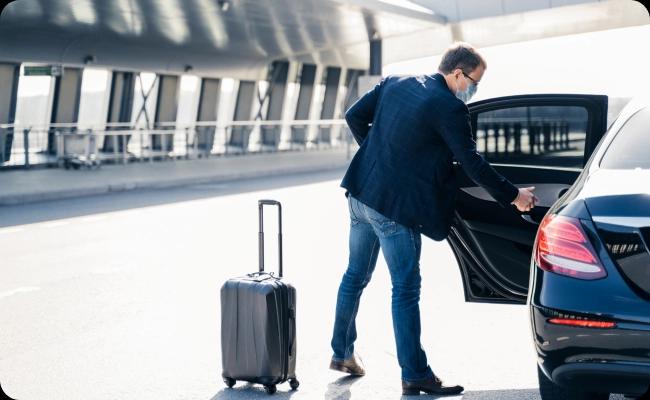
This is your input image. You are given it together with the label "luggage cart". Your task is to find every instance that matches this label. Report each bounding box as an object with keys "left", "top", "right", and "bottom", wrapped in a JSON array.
[{"left": 56, "top": 131, "right": 100, "bottom": 169}]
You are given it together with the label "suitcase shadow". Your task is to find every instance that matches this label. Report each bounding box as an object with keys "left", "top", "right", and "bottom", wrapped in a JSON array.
[
  {"left": 324, "top": 375, "right": 363, "bottom": 400},
  {"left": 210, "top": 383, "right": 297, "bottom": 399}
]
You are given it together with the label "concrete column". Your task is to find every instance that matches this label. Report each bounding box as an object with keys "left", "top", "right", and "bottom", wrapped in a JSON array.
[
  {"left": 331, "top": 67, "right": 351, "bottom": 144},
  {"left": 290, "top": 64, "right": 316, "bottom": 147},
  {"left": 343, "top": 69, "right": 364, "bottom": 110},
  {"left": 265, "top": 61, "right": 289, "bottom": 121},
  {"left": 338, "top": 69, "right": 365, "bottom": 146},
  {"left": 279, "top": 62, "right": 301, "bottom": 149},
  {"left": 195, "top": 77, "right": 221, "bottom": 155},
  {"left": 103, "top": 71, "right": 135, "bottom": 152},
  {"left": 317, "top": 66, "right": 342, "bottom": 146},
  {"left": 229, "top": 80, "right": 256, "bottom": 152},
  {"left": 0, "top": 63, "right": 19, "bottom": 163},
  {"left": 369, "top": 39, "right": 382, "bottom": 76},
  {"left": 152, "top": 74, "right": 179, "bottom": 152},
  {"left": 306, "top": 65, "right": 326, "bottom": 144},
  {"left": 293, "top": 64, "right": 317, "bottom": 121},
  {"left": 48, "top": 67, "right": 83, "bottom": 154},
  {"left": 261, "top": 60, "right": 289, "bottom": 149}
]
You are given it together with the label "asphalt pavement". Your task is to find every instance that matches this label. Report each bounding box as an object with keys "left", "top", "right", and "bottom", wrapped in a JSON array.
[{"left": 0, "top": 169, "right": 627, "bottom": 399}]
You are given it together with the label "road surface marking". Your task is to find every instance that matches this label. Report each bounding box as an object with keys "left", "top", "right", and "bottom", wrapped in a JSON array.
[
  {"left": 0, "top": 286, "right": 41, "bottom": 299},
  {"left": 77, "top": 215, "right": 107, "bottom": 223},
  {"left": 0, "top": 227, "right": 24, "bottom": 235},
  {"left": 41, "top": 221, "right": 69, "bottom": 229}
]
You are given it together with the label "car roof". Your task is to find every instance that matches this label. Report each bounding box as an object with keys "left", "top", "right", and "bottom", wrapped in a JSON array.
[
  {"left": 588, "top": 94, "right": 649, "bottom": 175},
  {"left": 618, "top": 94, "right": 650, "bottom": 118}
]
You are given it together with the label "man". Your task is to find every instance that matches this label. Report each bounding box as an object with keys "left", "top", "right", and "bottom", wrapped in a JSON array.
[{"left": 329, "top": 42, "right": 537, "bottom": 396}]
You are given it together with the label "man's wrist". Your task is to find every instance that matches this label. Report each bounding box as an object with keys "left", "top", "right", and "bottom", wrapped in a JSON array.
[{"left": 510, "top": 189, "right": 520, "bottom": 205}]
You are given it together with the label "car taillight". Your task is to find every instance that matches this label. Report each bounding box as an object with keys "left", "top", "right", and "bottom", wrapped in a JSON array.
[
  {"left": 534, "top": 214, "right": 606, "bottom": 280},
  {"left": 548, "top": 318, "right": 616, "bottom": 329}
]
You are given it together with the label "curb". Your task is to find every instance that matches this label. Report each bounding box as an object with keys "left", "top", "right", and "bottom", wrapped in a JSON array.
[{"left": 0, "top": 162, "right": 349, "bottom": 206}]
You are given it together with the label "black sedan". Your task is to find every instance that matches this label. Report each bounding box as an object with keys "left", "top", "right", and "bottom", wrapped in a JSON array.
[{"left": 445, "top": 94, "right": 650, "bottom": 399}]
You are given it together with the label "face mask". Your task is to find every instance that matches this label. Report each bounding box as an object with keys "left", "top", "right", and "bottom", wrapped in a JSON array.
[{"left": 455, "top": 75, "right": 477, "bottom": 104}]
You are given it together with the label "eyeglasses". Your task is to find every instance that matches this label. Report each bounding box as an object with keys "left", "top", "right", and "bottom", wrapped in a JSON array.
[{"left": 462, "top": 71, "right": 479, "bottom": 86}]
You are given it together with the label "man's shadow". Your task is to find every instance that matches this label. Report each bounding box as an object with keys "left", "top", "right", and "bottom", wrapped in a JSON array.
[
  {"left": 398, "top": 388, "right": 540, "bottom": 399},
  {"left": 324, "top": 375, "right": 363, "bottom": 400}
]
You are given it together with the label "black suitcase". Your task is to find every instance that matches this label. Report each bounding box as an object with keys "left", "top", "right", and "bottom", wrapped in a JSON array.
[{"left": 221, "top": 200, "right": 298, "bottom": 395}]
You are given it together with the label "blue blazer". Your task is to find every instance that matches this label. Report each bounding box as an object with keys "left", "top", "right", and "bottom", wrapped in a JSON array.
[{"left": 341, "top": 73, "right": 519, "bottom": 241}]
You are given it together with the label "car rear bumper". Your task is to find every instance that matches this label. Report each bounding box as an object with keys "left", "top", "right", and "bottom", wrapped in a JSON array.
[
  {"left": 532, "top": 305, "right": 650, "bottom": 396},
  {"left": 549, "top": 362, "right": 650, "bottom": 395}
]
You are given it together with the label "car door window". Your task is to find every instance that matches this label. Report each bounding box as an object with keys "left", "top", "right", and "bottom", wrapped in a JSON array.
[{"left": 474, "top": 105, "right": 589, "bottom": 168}]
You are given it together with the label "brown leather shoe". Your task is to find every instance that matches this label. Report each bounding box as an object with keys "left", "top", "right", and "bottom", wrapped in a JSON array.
[
  {"left": 402, "top": 375, "right": 464, "bottom": 396},
  {"left": 329, "top": 353, "right": 366, "bottom": 376}
]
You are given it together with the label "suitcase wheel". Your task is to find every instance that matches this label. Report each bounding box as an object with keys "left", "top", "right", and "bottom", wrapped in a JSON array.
[
  {"left": 289, "top": 378, "right": 300, "bottom": 391},
  {"left": 223, "top": 377, "right": 235, "bottom": 388},
  {"left": 264, "top": 385, "right": 277, "bottom": 395}
]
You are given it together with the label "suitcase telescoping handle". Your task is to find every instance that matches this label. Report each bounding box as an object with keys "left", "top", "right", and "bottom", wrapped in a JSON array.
[{"left": 258, "top": 199, "right": 283, "bottom": 277}]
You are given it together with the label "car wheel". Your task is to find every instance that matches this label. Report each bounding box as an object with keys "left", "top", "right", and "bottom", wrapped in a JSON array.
[{"left": 538, "top": 366, "right": 609, "bottom": 400}]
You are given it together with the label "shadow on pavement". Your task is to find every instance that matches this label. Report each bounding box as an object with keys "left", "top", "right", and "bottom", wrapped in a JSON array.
[
  {"left": 210, "top": 387, "right": 546, "bottom": 399},
  {"left": 324, "top": 375, "right": 363, "bottom": 400},
  {"left": 210, "top": 382, "right": 297, "bottom": 399},
  {"left": 0, "top": 167, "right": 345, "bottom": 228},
  {"left": 209, "top": 375, "right": 364, "bottom": 400},
  {"left": 459, "top": 388, "right": 540, "bottom": 399},
  {"left": 397, "top": 388, "right": 540, "bottom": 400}
]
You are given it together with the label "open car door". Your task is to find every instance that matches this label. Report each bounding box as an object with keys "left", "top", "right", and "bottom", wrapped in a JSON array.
[{"left": 449, "top": 94, "right": 608, "bottom": 304}]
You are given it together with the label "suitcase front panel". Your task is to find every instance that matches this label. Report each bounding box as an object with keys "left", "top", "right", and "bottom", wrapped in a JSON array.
[{"left": 221, "top": 276, "right": 295, "bottom": 384}]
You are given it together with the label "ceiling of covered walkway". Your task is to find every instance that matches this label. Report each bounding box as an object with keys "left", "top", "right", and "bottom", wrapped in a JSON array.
[{"left": 0, "top": 0, "right": 647, "bottom": 79}]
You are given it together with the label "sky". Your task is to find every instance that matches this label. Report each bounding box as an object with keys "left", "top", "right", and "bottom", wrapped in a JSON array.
[{"left": 384, "top": 24, "right": 650, "bottom": 101}]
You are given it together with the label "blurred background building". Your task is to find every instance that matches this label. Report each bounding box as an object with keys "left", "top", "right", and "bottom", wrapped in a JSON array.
[{"left": 0, "top": 0, "right": 647, "bottom": 169}]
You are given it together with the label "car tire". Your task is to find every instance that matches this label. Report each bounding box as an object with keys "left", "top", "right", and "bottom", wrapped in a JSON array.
[{"left": 538, "top": 366, "right": 609, "bottom": 400}]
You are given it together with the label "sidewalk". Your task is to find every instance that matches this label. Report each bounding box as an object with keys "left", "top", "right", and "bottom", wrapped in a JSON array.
[{"left": 0, "top": 148, "right": 352, "bottom": 206}]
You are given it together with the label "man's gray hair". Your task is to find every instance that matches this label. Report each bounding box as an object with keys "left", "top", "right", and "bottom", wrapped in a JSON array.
[{"left": 438, "top": 42, "right": 486, "bottom": 74}]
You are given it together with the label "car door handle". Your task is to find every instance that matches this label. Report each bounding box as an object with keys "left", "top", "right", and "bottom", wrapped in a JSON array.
[{"left": 461, "top": 184, "right": 571, "bottom": 208}]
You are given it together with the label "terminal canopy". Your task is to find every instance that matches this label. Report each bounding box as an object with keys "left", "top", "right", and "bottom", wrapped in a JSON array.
[{"left": 0, "top": 0, "right": 647, "bottom": 79}]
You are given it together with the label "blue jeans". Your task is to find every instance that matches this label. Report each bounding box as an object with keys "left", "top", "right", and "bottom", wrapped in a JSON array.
[{"left": 331, "top": 195, "right": 433, "bottom": 382}]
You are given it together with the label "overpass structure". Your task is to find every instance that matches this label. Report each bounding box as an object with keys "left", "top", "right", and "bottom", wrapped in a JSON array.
[{"left": 0, "top": 0, "right": 646, "bottom": 168}]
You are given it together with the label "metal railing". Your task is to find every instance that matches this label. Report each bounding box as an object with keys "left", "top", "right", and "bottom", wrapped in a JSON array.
[
  {"left": 474, "top": 117, "right": 586, "bottom": 168},
  {"left": 0, "top": 119, "right": 357, "bottom": 169}
]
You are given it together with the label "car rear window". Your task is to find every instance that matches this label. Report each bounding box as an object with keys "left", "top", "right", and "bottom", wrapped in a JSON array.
[{"left": 600, "top": 107, "right": 650, "bottom": 169}]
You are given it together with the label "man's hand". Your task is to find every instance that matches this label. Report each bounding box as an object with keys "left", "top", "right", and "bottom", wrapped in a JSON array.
[{"left": 511, "top": 186, "right": 538, "bottom": 212}]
